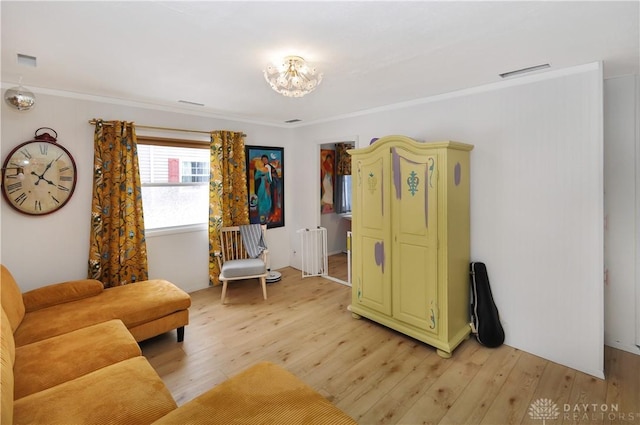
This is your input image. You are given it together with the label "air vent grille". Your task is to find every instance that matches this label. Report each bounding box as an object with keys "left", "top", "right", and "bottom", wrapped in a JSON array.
[
  {"left": 499, "top": 64, "right": 550, "bottom": 78},
  {"left": 178, "top": 100, "right": 204, "bottom": 106}
]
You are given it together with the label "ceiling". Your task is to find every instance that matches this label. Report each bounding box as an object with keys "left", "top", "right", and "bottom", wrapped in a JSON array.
[{"left": 2, "top": 1, "right": 638, "bottom": 126}]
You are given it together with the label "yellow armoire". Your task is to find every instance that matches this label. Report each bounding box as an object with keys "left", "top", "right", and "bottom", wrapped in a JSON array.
[{"left": 348, "top": 135, "right": 474, "bottom": 358}]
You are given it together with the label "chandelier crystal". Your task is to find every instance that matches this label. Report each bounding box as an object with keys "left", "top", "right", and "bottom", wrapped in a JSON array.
[{"left": 264, "top": 56, "right": 323, "bottom": 98}]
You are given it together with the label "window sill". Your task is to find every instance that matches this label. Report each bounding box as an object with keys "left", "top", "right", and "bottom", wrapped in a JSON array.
[{"left": 145, "top": 223, "right": 208, "bottom": 238}]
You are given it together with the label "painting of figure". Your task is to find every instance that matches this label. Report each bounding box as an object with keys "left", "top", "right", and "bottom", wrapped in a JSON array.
[
  {"left": 321, "top": 149, "right": 335, "bottom": 214},
  {"left": 246, "top": 146, "right": 284, "bottom": 228}
]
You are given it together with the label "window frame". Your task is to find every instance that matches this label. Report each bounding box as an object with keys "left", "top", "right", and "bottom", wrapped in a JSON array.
[{"left": 137, "top": 135, "right": 211, "bottom": 234}]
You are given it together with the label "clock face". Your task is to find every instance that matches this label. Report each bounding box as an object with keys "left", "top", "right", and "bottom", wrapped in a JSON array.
[{"left": 1, "top": 140, "right": 77, "bottom": 215}]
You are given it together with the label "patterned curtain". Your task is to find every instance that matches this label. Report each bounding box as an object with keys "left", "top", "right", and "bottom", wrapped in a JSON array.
[
  {"left": 88, "top": 120, "right": 148, "bottom": 287},
  {"left": 335, "top": 143, "right": 353, "bottom": 214},
  {"left": 335, "top": 143, "right": 352, "bottom": 176},
  {"left": 208, "top": 131, "right": 249, "bottom": 285}
]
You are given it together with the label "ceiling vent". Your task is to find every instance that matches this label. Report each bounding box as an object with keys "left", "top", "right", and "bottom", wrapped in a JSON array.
[
  {"left": 17, "top": 53, "right": 37, "bottom": 67},
  {"left": 499, "top": 63, "right": 550, "bottom": 79},
  {"left": 178, "top": 100, "right": 204, "bottom": 106}
]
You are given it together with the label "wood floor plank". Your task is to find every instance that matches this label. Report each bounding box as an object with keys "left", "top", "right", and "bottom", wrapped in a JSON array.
[
  {"left": 604, "top": 347, "right": 640, "bottom": 425},
  {"left": 395, "top": 340, "right": 487, "bottom": 425},
  {"left": 479, "top": 351, "right": 546, "bottom": 425},
  {"left": 356, "top": 349, "right": 455, "bottom": 424},
  {"left": 332, "top": 335, "right": 432, "bottom": 419},
  {"left": 438, "top": 344, "right": 520, "bottom": 425},
  {"left": 140, "top": 265, "right": 640, "bottom": 424},
  {"left": 563, "top": 371, "right": 609, "bottom": 425},
  {"left": 520, "top": 361, "right": 576, "bottom": 425}
]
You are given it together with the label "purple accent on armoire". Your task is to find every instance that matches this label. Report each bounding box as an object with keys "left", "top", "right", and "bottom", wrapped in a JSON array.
[
  {"left": 392, "top": 148, "right": 402, "bottom": 200},
  {"left": 428, "top": 158, "right": 435, "bottom": 188},
  {"left": 454, "top": 162, "right": 461, "bottom": 186},
  {"left": 374, "top": 241, "right": 385, "bottom": 273},
  {"left": 370, "top": 138, "right": 379, "bottom": 145}
]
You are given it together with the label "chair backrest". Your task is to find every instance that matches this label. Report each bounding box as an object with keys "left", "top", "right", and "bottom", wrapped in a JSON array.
[{"left": 219, "top": 225, "right": 267, "bottom": 262}]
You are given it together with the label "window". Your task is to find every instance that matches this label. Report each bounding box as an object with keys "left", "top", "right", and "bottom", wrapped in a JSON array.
[
  {"left": 336, "top": 175, "right": 352, "bottom": 214},
  {"left": 137, "top": 137, "right": 210, "bottom": 230},
  {"left": 181, "top": 161, "right": 209, "bottom": 183}
]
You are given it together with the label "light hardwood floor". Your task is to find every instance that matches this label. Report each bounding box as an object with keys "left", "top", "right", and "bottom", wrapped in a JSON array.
[{"left": 141, "top": 259, "right": 640, "bottom": 425}]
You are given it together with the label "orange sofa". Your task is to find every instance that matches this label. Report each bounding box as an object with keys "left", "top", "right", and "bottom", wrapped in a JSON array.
[
  {"left": 1, "top": 264, "right": 190, "bottom": 424},
  {"left": 1, "top": 265, "right": 356, "bottom": 425},
  {"left": 1, "top": 265, "right": 191, "bottom": 347}
]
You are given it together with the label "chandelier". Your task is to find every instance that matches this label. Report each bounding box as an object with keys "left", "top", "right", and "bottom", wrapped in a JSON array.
[
  {"left": 263, "top": 56, "right": 323, "bottom": 98},
  {"left": 4, "top": 78, "right": 36, "bottom": 111}
]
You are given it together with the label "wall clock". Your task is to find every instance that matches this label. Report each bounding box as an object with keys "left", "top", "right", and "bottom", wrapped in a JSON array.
[{"left": 1, "top": 128, "right": 77, "bottom": 215}]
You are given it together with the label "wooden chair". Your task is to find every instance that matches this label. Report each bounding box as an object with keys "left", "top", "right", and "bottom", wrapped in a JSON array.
[{"left": 215, "top": 225, "right": 269, "bottom": 304}]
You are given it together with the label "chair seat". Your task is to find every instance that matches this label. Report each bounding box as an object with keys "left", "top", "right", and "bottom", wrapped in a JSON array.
[{"left": 220, "top": 259, "right": 267, "bottom": 279}]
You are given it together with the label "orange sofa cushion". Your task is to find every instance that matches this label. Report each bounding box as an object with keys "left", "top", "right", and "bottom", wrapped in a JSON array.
[
  {"left": 13, "top": 356, "right": 177, "bottom": 425},
  {"left": 1, "top": 265, "right": 25, "bottom": 333},
  {"left": 152, "top": 361, "right": 357, "bottom": 425},
  {"left": 13, "top": 279, "right": 191, "bottom": 346},
  {"left": 22, "top": 279, "right": 104, "bottom": 312},
  {"left": 1, "top": 308, "right": 15, "bottom": 425},
  {"left": 14, "top": 319, "right": 141, "bottom": 399}
]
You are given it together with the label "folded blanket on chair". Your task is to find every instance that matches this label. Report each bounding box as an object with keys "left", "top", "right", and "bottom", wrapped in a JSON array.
[{"left": 239, "top": 224, "right": 267, "bottom": 258}]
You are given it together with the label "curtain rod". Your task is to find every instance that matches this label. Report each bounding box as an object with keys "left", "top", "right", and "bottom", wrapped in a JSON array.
[{"left": 88, "top": 120, "right": 246, "bottom": 137}]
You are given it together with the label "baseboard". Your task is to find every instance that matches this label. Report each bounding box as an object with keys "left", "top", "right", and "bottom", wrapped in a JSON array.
[
  {"left": 604, "top": 338, "right": 640, "bottom": 356},
  {"left": 182, "top": 281, "right": 211, "bottom": 294},
  {"left": 322, "top": 275, "right": 351, "bottom": 287}
]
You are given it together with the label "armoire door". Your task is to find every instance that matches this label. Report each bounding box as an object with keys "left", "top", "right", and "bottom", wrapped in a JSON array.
[
  {"left": 390, "top": 147, "right": 439, "bottom": 334},
  {"left": 352, "top": 149, "right": 391, "bottom": 316}
]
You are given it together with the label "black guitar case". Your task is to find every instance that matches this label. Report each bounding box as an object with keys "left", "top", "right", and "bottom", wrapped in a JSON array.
[{"left": 470, "top": 262, "right": 505, "bottom": 348}]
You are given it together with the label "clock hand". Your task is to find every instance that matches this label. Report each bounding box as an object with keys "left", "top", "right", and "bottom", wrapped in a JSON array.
[
  {"left": 41, "top": 159, "right": 55, "bottom": 177},
  {"left": 30, "top": 168, "right": 56, "bottom": 186},
  {"left": 30, "top": 159, "right": 62, "bottom": 186},
  {"left": 31, "top": 171, "right": 43, "bottom": 185}
]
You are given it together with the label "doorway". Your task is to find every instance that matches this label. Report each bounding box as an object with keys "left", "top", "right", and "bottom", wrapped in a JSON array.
[{"left": 318, "top": 139, "right": 356, "bottom": 286}]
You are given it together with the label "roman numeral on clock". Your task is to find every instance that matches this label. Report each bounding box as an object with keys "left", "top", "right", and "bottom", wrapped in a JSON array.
[
  {"left": 6, "top": 182, "right": 22, "bottom": 194},
  {"left": 57, "top": 184, "right": 70, "bottom": 192},
  {"left": 39, "top": 143, "right": 49, "bottom": 155},
  {"left": 14, "top": 192, "right": 27, "bottom": 205},
  {"left": 19, "top": 148, "right": 32, "bottom": 159}
]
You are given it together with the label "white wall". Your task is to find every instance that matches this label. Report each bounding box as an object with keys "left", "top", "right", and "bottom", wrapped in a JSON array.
[
  {"left": 604, "top": 75, "right": 640, "bottom": 355},
  {"left": 0, "top": 92, "right": 292, "bottom": 293},
  {"left": 3, "top": 63, "right": 636, "bottom": 379},
  {"left": 290, "top": 62, "right": 605, "bottom": 378}
]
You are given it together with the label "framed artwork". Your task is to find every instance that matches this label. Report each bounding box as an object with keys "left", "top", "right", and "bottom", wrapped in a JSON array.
[
  {"left": 246, "top": 146, "right": 284, "bottom": 228},
  {"left": 320, "top": 149, "right": 335, "bottom": 214}
]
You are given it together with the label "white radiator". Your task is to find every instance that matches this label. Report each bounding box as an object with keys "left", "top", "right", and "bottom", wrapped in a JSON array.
[{"left": 297, "top": 227, "right": 328, "bottom": 278}]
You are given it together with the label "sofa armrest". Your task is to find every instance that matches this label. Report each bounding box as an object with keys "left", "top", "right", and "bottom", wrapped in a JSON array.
[{"left": 22, "top": 279, "right": 104, "bottom": 312}]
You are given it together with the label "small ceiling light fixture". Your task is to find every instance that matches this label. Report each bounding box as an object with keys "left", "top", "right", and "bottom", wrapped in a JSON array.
[
  {"left": 4, "top": 77, "right": 36, "bottom": 111},
  {"left": 264, "top": 56, "right": 323, "bottom": 98}
]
